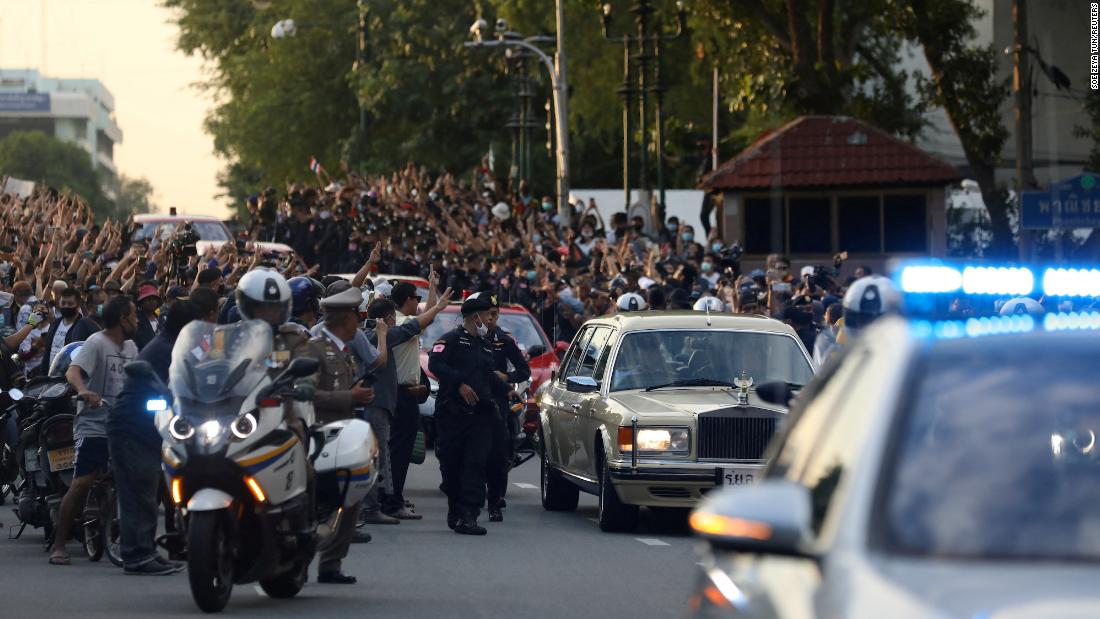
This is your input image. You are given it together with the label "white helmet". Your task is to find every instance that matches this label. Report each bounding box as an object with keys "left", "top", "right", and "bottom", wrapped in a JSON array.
[
  {"left": 693, "top": 296, "right": 724, "bottom": 312},
  {"left": 841, "top": 275, "right": 900, "bottom": 331},
  {"left": 236, "top": 269, "right": 292, "bottom": 326},
  {"left": 998, "top": 296, "right": 1044, "bottom": 317},
  {"left": 616, "top": 292, "right": 647, "bottom": 312}
]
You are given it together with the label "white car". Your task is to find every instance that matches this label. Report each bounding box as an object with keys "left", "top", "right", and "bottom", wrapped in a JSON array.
[
  {"left": 131, "top": 214, "right": 294, "bottom": 257},
  {"left": 688, "top": 311, "right": 1100, "bottom": 617}
]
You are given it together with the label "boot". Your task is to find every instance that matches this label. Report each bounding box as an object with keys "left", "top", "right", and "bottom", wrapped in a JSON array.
[
  {"left": 487, "top": 503, "right": 503, "bottom": 522},
  {"left": 453, "top": 516, "right": 487, "bottom": 536}
]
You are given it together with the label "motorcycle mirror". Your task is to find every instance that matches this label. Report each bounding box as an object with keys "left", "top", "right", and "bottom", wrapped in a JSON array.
[
  {"left": 7, "top": 388, "right": 22, "bottom": 401},
  {"left": 286, "top": 357, "right": 320, "bottom": 378}
]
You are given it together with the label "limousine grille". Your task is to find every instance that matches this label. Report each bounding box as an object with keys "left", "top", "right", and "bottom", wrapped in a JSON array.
[{"left": 697, "top": 416, "right": 776, "bottom": 460}]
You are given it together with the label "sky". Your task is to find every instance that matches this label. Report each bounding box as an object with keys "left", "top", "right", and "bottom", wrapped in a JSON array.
[{"left": 0, "top": 0, "right": 225, "bottom": 217}]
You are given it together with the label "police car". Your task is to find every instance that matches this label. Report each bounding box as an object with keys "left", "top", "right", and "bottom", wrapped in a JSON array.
[{"left": 688, "top": 263, "right": 1100, "bottom": 618}]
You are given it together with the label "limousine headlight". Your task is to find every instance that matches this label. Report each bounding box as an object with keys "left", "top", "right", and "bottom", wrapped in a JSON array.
[{"left": 620, "top": 426, "right": 690, "bottom": 455}]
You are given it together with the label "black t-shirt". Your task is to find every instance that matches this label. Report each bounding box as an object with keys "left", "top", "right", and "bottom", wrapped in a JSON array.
[{"left": 106, "top": 332, "right": 172, "bottom": 448}]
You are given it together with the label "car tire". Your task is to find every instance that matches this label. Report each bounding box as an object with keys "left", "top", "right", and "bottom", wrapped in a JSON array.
[
  {"left": 597, "top": 454, "right": 639, "bottom": 532},
  {"left": 539, "top": 434, "right": 578, "bottom": 512}
]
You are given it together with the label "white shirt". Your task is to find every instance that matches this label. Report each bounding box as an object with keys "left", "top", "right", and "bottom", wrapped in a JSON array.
[
  {"left": 49, "top": 319, "right": 75, "bottom": 368},
  {"left": 321, "top": 327, "right": 347, "bottom": 352},
  {"left": 18, "top": 327, "right": 46, "bottom": 373}
]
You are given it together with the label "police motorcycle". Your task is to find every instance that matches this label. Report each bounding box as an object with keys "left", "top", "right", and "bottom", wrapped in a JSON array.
[
  {"left": 146, "top": 318, "right": 378, "bottom": 613},
  {"left": 10, "top": 342, "right": 82, "bottom": 541}
]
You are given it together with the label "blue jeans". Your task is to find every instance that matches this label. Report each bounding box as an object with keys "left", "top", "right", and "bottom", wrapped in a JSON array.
[{"left": 108, "top": 435, "right": 161, "bottom": 568}]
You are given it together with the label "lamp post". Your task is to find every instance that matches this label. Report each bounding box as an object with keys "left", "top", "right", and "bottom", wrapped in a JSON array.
[
  {"left": 467, "top": 18, "right": 572, "bottom": 227},
  {"left": 270, "top": 0, "right": 370, "bottom": 163},
  {"left": 600, "top": 0, "right": 687, "bottom": 224}
]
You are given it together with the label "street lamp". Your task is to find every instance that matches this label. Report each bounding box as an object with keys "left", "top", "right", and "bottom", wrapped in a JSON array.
[
  {"left": 467, "top": 17, "right": 572, "bottom": 227},
  {"left": 270, "top": 1, "right": 370, "bottom": 164},
  {"left": 600, "top": 0, "right": 687, "bottom": 225}
]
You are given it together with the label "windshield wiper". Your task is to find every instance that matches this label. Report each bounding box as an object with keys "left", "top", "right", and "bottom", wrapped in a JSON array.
[{"left": 645, "top": 378, "right": 735, "bottom": 392}]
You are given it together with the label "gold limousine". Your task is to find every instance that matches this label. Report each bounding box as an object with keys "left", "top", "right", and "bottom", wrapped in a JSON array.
[{"left": 536, "top": 311, "right": 815, "bottom": 532}]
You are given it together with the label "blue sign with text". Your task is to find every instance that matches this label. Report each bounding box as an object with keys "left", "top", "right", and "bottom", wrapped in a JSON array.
[
  {"left": 1020, "top": 173, "right": 1100, "bottom": 229},
  {"left": 0, "top": 93, "right": 50, "bottom": 112}
]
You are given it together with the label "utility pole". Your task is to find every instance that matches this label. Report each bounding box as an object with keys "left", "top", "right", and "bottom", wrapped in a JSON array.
[
  {"left": 1013, "top": 0, "right": 1036, "bottom": 261},
  {"left": 554, "top": 0, "right": 572, "bottom": 227}
]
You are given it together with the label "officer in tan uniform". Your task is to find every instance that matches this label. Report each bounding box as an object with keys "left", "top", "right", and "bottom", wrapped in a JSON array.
[{"left": 294, "top": 287, "right": 380, "bottom": 585}]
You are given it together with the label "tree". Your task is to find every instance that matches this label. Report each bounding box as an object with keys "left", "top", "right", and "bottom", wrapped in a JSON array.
[
  {"left": 0, "top": 130, "right": 111, "bottom": 214},
  {"left": 112, "top": 175, "right": 158, "bottom": 219}
]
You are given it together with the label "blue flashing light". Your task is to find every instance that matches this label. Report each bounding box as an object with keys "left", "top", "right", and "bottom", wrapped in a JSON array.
[
  {"left": 961, "top": 266, "right": 1034, "bottom": 296},
  {"left": 146, "top": 398, "right": 168, "bottom": 413},
  {"left": 910, "top": 315, "right": 1035, "bottom": 340},
  {"left": 898, "top": 265, "right": 962, "bottom": 294},
  {"left": 1042, "top": 268, "right": 1100, "bottom": 297},
  {"left": 1043, "top": 311, "right": 1100, "bottom": 332}
]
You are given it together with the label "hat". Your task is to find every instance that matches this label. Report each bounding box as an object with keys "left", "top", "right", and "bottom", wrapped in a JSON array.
[
  {"left": 166, "top": 286, "right": 190, "bottom": 301},
  {"left": 390, "top": 281, "right": 419, "bottom": 307},
  {"left": 326, "top": 280, "right": 353, "bottom": 297},
  {"left": 104, "top": 280, "right": 122, "bottom": 292},
  {"left": 137, "top": 284, "right": 161, "bottom": 303},
  {"left": 800, "top": 265, "right": 815, "bottom": 278},
  {"left": 374, "top": 281, "right": 393, "bottom": 298},
  {"left": 749, "top": 269, "right": 765, "bottom": 280},
  {"left": 320, "top": 287, "right": 363, "bottom": 312},
  {"left": 491, "top": 202, "right": 510, "bottom": 221},
  {"left": 461, "top": 293, "right": 492, "bottom": 316},
  {"left": 85, "top": 283, "right": 101, "bottom": 292}
]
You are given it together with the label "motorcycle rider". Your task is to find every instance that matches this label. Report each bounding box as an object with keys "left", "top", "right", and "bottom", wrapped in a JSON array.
[
  {"left": 478, "top": 293, "right": 530, "bottom": 523},
  {"left": 287, "top": 276, "right": 325, "bottom": 331},
  {"left": 834, "top": 275, "right": 901, "bottom": 347}
]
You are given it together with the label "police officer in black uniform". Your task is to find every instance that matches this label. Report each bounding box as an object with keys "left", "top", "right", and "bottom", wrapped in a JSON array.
[
  {"left": 479, "top": 293, "right": 530, "bottom": 523},
  {"left": 428, "top": 294, "right": 508, "bottom": 535}
]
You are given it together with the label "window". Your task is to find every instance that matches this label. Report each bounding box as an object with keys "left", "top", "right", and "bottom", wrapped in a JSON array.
[
  {"left": 744, "top": 198, "right": 782, "bottom": 254},
  {"left": 837, "top": 196, "right": 881, "bottom": 253},
  {"left": 788, "top": 198, "right": 831, "bottom": 254},
  {"left": 575, "top": 328, "right": 611, "bottom": 379},
  {"left": 589, "top": 329, "right": 617, "bottom": 381},
  {"left": 559, "top": 328, "right": 593, "bottom": 380},
  {"left": 883, "top": 195, "right": 927, "bottom": 252}
]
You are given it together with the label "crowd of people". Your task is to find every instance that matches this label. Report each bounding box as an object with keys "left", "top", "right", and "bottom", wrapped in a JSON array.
[{"left": 0, "top": 163, "right": 880, "bottom": 582}]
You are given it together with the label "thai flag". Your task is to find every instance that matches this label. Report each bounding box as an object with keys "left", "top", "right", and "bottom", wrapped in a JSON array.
[{"left": 309, "top": 157, "right": 323, "bottom": 174}]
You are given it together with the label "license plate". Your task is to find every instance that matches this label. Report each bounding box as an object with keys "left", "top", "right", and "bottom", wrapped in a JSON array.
[
  {"left": 721, "top": 468, "right": 756, "bottom": 486},
  {"left": 24, "top": 449, "right": 39, "bottom": 472},
  {"left": 47, "top": 446, "right": 75, "bottom": 472}
]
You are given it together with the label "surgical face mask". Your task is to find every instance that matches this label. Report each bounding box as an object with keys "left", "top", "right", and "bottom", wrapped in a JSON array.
[
  {"left": 541, "top": 202, "right": 553, "bottom": 212},
  {"left": 666, "top": 223, "right": 678, "bottom": 232},
  {"left": 526, "top": 270, "right": 538, "bottom": 281},
  {"left": 711, "top": 242, "right": 723, "bottom": 253},
  {"left": 581, "top": 228, "right": 593, "bottom": 239},
  {"left": 475, "top": 321, "right": 489, "bottom": 337},
  {"left": 701, "top": 261, "right": 712, "bottom": 273},
  {"left": 681, "top": 232, "right": 694, "bottom": 242},
  {"left": 319, "top": 210, "right": 332, "bottom": 220},
  {"left": 532, "top": 233, "right": 542, "bottom": 244}
]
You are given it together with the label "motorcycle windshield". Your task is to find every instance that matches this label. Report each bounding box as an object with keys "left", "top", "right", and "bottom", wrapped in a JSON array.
[{"left": 170, "top": 319, "right": 271, "bottom": 419}]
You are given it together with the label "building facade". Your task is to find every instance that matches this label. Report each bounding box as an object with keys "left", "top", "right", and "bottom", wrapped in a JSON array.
[{"left": 0, "top": 69, "right": 123, "bottom": 173}]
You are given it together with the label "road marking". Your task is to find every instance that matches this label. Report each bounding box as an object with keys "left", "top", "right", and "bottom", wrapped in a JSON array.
[
  {"left": 512, "top": 482, "right": 537, "bottom": 489},
  {"left": 253, "top": 585, "right": 268, "bottom": 597},
  {"left": 636, "top": 538, "right": 670, "bottom": 546}
]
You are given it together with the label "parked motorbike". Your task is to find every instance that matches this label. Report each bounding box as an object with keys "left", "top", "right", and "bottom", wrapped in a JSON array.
[
  {"left": 82, "top": 466, "right": 122, "bottom": 566},
  {"left": 144, "top": 319, "right": 379, "bottom": 613}
]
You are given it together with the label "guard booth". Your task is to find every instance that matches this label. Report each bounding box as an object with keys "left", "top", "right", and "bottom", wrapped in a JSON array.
[{"left": 700, "top": 116, "right": 960, "bottom": 272}]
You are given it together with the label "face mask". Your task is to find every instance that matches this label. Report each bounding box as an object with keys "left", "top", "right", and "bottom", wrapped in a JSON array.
[
  {"left": 701, "top": 262, "right": 712, "bottom": 273},
  {"left": 711, "top": 242, "right": 723, "bottom": 253},
  {"left": 666, "top": 223, "right": 678, "bottom": 232},
  {"left": 681, "top": 232, "right": 694, "bottom": 242},
  {"left": 632, "top": 224, "right": 644, "bottom": 232},
  {"left": 532, "top": 233, "right": 542, "bottom": 244},
  {"left": 475, "top": 321, "right": 489, "bottom": 337},
  {"left": 319, "top": 210, "right": 332, "bottom": 220},
  {"left": 541, "top": 202, "right": 553, "bottom": 212},
  {"left": 59, "top": 307, "right": 78, "bottom": 319},
  {"left": 526, "top": 270, "right": 538, "bottom": 281},
  {"left": 581, "top": 229, "right": 593, "bottom": 239}
]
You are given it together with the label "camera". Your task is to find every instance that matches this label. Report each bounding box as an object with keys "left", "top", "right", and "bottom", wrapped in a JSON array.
[{"left": 165, "top": 221, "right": 201, "bottom": 284}]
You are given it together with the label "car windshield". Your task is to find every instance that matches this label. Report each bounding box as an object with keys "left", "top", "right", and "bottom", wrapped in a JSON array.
[
  {"left": 609, "top": 330, "right": 813, "bottom": 392},
  {"left": 882, "top": 337, "right": 1100, "bottom": 561},
  {"left": 420, "top": 310, "right": 548, "bottom": 353},
  {"left": 169, "top": 319, "right": 271, "bottom": 420},
  {"left": 132, "top": 221, "right": 230, "bottom": 245}
]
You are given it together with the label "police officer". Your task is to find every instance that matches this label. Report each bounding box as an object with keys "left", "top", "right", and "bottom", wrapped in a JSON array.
[
  {"left": 294, "top": 287, "right": 377, "bottom": 584},
  {"left": 479, "top": 293, "right": 530, "bottom": 523},
  {"left": 428, "top": 294, "right": 508, "bottom": 536}
]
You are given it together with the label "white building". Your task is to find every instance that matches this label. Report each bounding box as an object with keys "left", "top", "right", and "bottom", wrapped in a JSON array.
[{"left": 0, "top": 69, "right": 123, "bottom": 173}]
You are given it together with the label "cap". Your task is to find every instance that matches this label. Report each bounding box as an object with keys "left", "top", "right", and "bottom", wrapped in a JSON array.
[
  {"left": 320, "top": 287, "right": 364, "bottom": 311},
  {"left": 374, "top": 281, "right": 393, "bottom": 298},
  {"left": 104, "top": 280, "right": 122, "bottom": 292},
  {"left": 85, "top": 283, "right": 101, "bottom": 292},
  {"left": 461, "top": 293, "right": 492, "bottom": 316},
  {"left": 467, "top": 291, "right": 498, "bottom": 309},
  {"left": 137, "top": 284, "right": 161, "bottom": 302},
  {"left": 390, "top": 281, "right": 419, "bottom": 307},
  {"left": 491, "top": 202, "right": 510, "bottom": 221},
  {"left": 800, "top": 265, "right": 815, "bottom": 278},
  {"left": 166, "top": 285, "right": 190, "bottom": 300},
  {"left": 326, "top": 280, "right": 353, "bottom": 297}
]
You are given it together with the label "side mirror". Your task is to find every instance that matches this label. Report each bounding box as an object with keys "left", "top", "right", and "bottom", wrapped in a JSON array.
[
  {"left": 690, "top": 480, "right": 814, "bottom": 558},
  {"left": 124, "top": 360, "right": 157, "bottom": 381},
  {"left": 286, "top": 356, "right": 320, "bottom": 378},
  {"left": 527, "top": 344, "right": 547, "bottom": 359},
  {"left": 756, "top": 381, "right": 794, "bottom": 407},
  {"left": 565, "top": 376, "right": 599, "bottom": 394}
]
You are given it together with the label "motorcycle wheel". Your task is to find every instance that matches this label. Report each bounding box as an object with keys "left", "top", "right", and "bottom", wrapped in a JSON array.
[
  {"left": 259, "top": 559, "right": 308, "bottom": 599},
  {"left": 187, "top": 511, "right": 235, "bottom": 613},
  {"left": 104, "top": 485, "right": 123, "bottom": 567},
  {"left": 82, "top": 484, "right": 104, "bottom": 562}
]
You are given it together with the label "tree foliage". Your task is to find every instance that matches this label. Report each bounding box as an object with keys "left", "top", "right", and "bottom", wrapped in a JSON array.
[{"left": 0, "top": 130, "right": 111, "bottom": 213}]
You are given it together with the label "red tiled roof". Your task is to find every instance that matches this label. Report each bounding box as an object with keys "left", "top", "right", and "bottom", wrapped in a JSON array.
[{"left": 700, "top": 116, "right": 961, "bottom": 191}]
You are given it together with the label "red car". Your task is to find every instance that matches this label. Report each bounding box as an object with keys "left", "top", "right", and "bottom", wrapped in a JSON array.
[{"left": 419, "top": 303, "right": 568, "bottom": 437}]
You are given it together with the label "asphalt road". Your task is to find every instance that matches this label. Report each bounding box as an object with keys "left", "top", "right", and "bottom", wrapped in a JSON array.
[{"left": 0, "top": 451, "right": 702, "bottom": 618}]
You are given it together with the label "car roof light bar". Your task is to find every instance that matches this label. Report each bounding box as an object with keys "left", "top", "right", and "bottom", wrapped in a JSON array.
[{"left": 1041, "top": 268, "right": 1100, "bottom": 297}]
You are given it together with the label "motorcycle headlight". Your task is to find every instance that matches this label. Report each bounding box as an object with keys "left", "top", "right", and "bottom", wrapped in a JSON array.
[
  {"left": 231, "top": 412, "right": 258, "bottom": 440},
  {"left": 169, "top": 416, "right": 195, "bottom": 441},
  {"left": 197, "top": 419, "right": 224, "bottom": 446}
]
